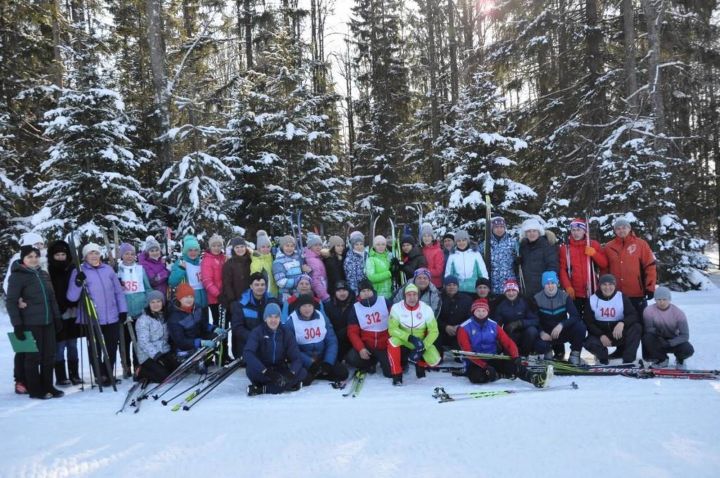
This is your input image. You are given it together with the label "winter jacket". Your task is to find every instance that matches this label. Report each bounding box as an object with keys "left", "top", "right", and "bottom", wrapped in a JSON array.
[
  {"left": 391, "top": 278, "right": 442, "bottom": 318},
  {"left": 231, "top": 289, "right": 274, "bottom": 347},
  {"left": 323, "top": 250, "right": 346, "bottom": 297},
  {"left": 250, "top": 251, "right": 277, "bottom": 297},
  {"left": 304, "top": 247, "right": 330, "bottom": 302},
  {"left": 47, "top": 241, "right": 78, "bottom": 315},
  {"left": 138, "top": 252, "right": 170, "bottom": 297},
  {"left": 484, "top": 232, "right": 518, "bottom": 296},
  {"left": 344, "top": 249, "right": 366, "bottom": 294},
  {"left": 3, "top": 250, "right": 48, "bottom": 295},
  {"left": 444, "top": 247, "right": 489, "bottom": 294},
  {"left": 67, "top": 262, "right": 128, "bottom": 325},
  {"left": 221, "top": 252, "right": 251, "bottom": 310},
  {"left": 438, "top": 291, "right": 473, "bottom": 330},
  {"left": 519, "top": 234, "right": 559, "bottom": 298},
  {"left": 583, "top": 290, "right": 638, "bottom": 338},
  {"left": 422, "top": 241, "right": 446, "bottom": 289},
  {"left": 244, "top": 322, "right": 305, "bottom": 378},
  {"left": 272, "top": 250, "right": 303, "bottom": 298},
  {"left": 400, "top": 245, "right": 428, "bottom": 279},
  {"left": 201, "top": 251, "right": 226, "bottom": 305},
  {"left": 559, "top": 237, "right": 608, "bottom": 299},
  {"left": 388, "top": 300, "right": 439, "bottom": 348},
  {"left": 117, "top": 262, "right": 153, "bottom": 317},
  {"left": 494, "top": 296, "right": 540, "bottom": 331},
  {"left": 458, "top": 317, "right": 519, "bottom": 368},
  {"left": 532, "top": 289, "right": 581, "bottom": 333},
  {"left": 283, "top": 309, "right": 339, "bottom": 367},
  {"left": 324, "top": 291, "right": 356, "bottom": 350},
  {"left": 135, "top": 309, "right": 171, "bottom": 364},
  {"left": 167, "top": 304, "right": 214, "bottom": 352},
  {"left": 347, "top": 293, "right": 391, "bottom": 351},
  {"left": 643, "top": 304, "right": 690, "bottom": 347},
  {"left": 603, "top": 233, "right": 657, "bottom": 298},
  {"left": 365, "top": 248, "right": 393, "bottom": 299},
  {"left": 7, "top": 262, "right": 61, "bottom": 328},
  {"left": 168, "top": 254, "right": 208, "bottom": 308}
]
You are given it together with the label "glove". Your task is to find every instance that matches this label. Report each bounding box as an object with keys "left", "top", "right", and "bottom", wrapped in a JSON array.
[
  {"left": 264, "top": 369, "right": 286, "bottom": 387},
  {"left": 118, "top": 312, "right": 128, "bottom": 324},
  {"left": 13, "top": 326, "right": 25, "bottom": 341},
  {"left": 565, "top": 286, "right": 575, "bottom": 300},
  {"left": 584, "top": 246, "right": 596, "bottom": 257},
  {"left": 75, "top": 270, "right": 87, "bottom": 286},
  {"left": 200, "top": 340, "right": 216, "bottom": 349},
  {"left": 646, "top": 291, "right": 654, "bottom": 300},
  {"left": 408, "top": 335, "right": 425, "bottom": 353},
  {"left": 320, "top": 362, "right": 333, "bottom": 376},
  {"left": 484, "top": 365, "right": 498, "bottom": 382},
  {"left": 390, "top": 258, "right": 401, "bottom": 275},
  {"left": 308, "top": 360, "right": 321, "bottom": 377},
  {"left": 213, "top": 327, "right": 227, "bottom": 338},
  {"left": 505, "top": 320, "right": 522, "bottom": 334}
]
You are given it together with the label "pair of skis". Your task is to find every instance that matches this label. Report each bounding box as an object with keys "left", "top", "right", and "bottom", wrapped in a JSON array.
[
  {"left": 116, "top": 379, "right": 149, "bottom": 414},
  {"left": 166, "top": 359, "right": 242, "bottom": 411},
  {"left": 332, "top": 370, "right": 366, "bottom": 397},
  {"left": 433, "top": 382, "right": 579, "bottom": 403}
]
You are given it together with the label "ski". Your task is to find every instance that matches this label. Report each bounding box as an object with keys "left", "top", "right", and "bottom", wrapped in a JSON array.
[
  {"left": 433, "top": 382, "right": 578, "bottom": 403},
  {"left": 484, "top": 194, "right": 491, "bottom": 283},
  {"left": 342, "top": 370, "right": 365, "bottom": 397},
  {"left": 116, "top": 381, "right": 142, "bottom": 414},
  {"left": 182, "top": 360, "right": 242, "bottom": 411},
  {"left": 351, "top": 371, "right": 366, "bottom": 397}
]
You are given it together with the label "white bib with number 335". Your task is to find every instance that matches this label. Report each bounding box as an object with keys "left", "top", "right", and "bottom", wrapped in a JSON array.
[{"left": 118, "top": 264, "right": 145, "bottom": 294}]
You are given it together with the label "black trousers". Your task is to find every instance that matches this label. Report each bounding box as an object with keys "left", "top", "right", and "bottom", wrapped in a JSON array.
[
  {"left": 24, "top": 325, "right": 56, "bottom": 396},
  {"left": 643, "top": 333, "right": 694, "bottom": 363},
  {"left": 138, "top": 353, "right": 179, "bottom": 383},
  {"left": 584, "top": 322, "right": 642, "bottom": 363},
  {"left": 345, "top": 347, "right": 392, "bottom": 377},
  {"left": 466, "top": 359, "right": 517, "bottom": 384},
  {"left": 85, "top": 322, "right": 119, "bottom": 379}
]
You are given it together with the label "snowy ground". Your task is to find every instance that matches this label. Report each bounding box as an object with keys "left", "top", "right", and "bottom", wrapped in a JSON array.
[{"left": 1, "top": 288, "right": 719, "bottom": 478}]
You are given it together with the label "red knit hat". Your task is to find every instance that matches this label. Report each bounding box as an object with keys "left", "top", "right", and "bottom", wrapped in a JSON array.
[
  {"left": 503, "top": 278, "right": 520, "bottom": 293},
  {"left": 471, "top": 298, "right": 490, "bottom": 314},
  {"left": 569, "top": 218, "right": 587, "bottom": 231},
  {"left": 175, "top": 283, "right": 195, "bottom": 301}
]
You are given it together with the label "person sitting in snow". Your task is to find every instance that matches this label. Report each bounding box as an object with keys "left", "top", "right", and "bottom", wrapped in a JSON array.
[
  {"left": 457, "top": 298, "right": 552, "bottom": 388},
  {"left": 387, "top": 283, "right": 440, "bottom": 385},
  {"left": 642, "top": 286, "right": 694, "bottom": 368},
  {"left": 135, "top": 290, "right": 178, "bottom": 383},
  {"left": 346, "top": 279, "right": 393, "bottom": 377},
  {"left": 494, "top": 278, "right": 545, "bottom": 357}
]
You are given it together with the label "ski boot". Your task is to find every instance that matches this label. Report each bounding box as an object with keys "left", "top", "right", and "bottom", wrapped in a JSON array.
[
  {"left": 247, "top": 384, "right": 266, "bottom": 396},
  {"left": 392, "top": 374, "right": 403, "bottom": 386}
]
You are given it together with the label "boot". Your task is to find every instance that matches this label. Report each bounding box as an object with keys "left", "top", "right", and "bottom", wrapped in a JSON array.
[
  {"left": 55, "top": 361, "right": 71, "bottom": 386},
  {"left": 247, "top": 384, "right": 266, "bottom": 396},
  {"left": 68, "top": 359, "right": 84, "bottom": 385},
  {"left": 568, "top": 351, "right": 582, "bottom": 366},
  {"left": 415, "top": 364, "right": 426, "bottom": 379},
  {"left": 530, "top": 364, "right": 554, "bottom": 389},
  {"left": 15, "top": 382, "right": 28, "bottom": 394},
  {"left": 48, "top": 387, "right": 65, "bottom": 398},
  {"left": 392, "top": 374, "right": 403, "bottom": 386}
]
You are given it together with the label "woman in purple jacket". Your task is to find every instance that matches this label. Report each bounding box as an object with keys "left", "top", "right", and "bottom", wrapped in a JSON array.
[
  {"left": 138, "top": 236, "right": 170, "bottom": 297},
  {"left": 67, "top": 242, "right": 128, "bottom": 386}
]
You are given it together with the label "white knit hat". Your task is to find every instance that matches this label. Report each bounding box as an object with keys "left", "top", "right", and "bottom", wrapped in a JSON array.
[
  {"left": 82, "top": 243, "right": 102, "bottom": 258},
  {"left": 521, "top": 218, "right": 545, "bottom": 236}
]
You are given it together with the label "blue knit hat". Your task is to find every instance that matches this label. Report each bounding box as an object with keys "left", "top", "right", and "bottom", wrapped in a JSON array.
[
  {"left": 443, "top": 275, "right": 459, "bottom": 286},
  {"left": 182, "top": 235, "right": 201, "bottom": 253},
  {"left": 542, "top": 271, "right": 559, "bottom": 286},
  {"left": 264, "top": 303, "right": 281, "bottom": 320}
]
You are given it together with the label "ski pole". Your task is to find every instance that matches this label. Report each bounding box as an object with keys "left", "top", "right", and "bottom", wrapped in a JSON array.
[{"left": 183, "top": 360, "right": 241, "bottom": 411}]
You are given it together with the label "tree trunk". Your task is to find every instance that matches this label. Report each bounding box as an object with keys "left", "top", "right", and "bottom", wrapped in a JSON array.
[
  {"left": 145, "top": 0, "right": 173, "bottom": 168},
  {"left": 244, "top": 0, "right": 253, "bottom": 69},
  {"left": 425, "top": 0, "right": 442, "bottom": 181},
  {"left": 622, "top": 0, "right": 639, "bottom": 114},
  {"left": 642, "top": 0, "right": 667, "bottom": 147},
  {"left": 447, "top": 0, "right": 458, "bottom": 104},
  {"left": 50, "top": 0, "right": 63, "bottom": 88}
]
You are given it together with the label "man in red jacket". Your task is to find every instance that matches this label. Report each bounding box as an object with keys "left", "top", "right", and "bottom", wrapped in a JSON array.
[
  {"left": 559, "top": 218, "right": 608, "bottom": 318},
  {"left": 345, "top": 279, "right": 393, "bottom": 377},
  {"left": 603, "top": 217, "right": 657, "bottom": 359}
]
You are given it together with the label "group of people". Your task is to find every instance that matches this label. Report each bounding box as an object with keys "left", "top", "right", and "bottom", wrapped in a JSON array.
[{"left": 3, "top": 215, "right": 695, "bottom": 399}]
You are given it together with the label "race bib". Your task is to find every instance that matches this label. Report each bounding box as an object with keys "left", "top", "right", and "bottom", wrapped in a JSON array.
[
  {"left": 291, "top": 313, "right": 327, "bottom": 345},
  {"left": 354, "top": 300, "right": 389, "bottom": 332},
  {"left": 118, "top": 264, "right": 145, "bottom": 294},
  {"left": 185, "top": 262, "right": 203, "bottom": 290}
]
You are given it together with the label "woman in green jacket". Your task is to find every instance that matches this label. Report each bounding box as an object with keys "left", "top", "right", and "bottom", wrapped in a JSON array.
[{"left": 365, "top": 235, "right": 393, "bottom": 299}]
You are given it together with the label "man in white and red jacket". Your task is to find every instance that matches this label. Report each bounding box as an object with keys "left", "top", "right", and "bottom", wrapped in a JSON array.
[{"left": 346, "top": 279, "right": 393, "bottom": 377}]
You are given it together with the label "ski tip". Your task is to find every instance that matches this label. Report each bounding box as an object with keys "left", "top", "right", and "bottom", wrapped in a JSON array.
[{"left": 571, "top": 382, "right": 579, "bottom": 389}]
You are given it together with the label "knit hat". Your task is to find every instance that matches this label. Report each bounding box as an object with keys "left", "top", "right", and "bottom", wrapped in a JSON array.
[
  {"left": 20, "top": 245, "right": 41, "bottom": 262},
  {"left": 294, "top": 294, "right": 316, "bottom": 309},
  {"left": 277, "top": 235, "right": 295, "bottom": 248},
  {"left": 454, "top": 230, "right": 470, "bottom": 242},
  {"left": 328, "top": 236, "right": 344, "bottom": 249},
  {"left": 599, "top": 274, "right": 616, "bottom": 285},
  {"left": 521, "top": 218, "right": 545, "bottom": 236},
  {"left": 471, "top": 298, "right": 490, "bottom": 314},
  {"left": 503, "top": 278, "right": 520, "bottom": 293},
  {"left": 144, "top": 236, "right": 161, "bottom": 253},
  {"left": 82, "top": 243, "right": 102, "bottom": 258},
  {"left": 297, "top": 274, "right": 312, "bottom": 286},
  {"left": 349, "top": 231, "right": 365, "bottom": 246},
  {"left": 208, "top": 234, "right": 224, "bottom": 247},
  {"left": 373, "top": 235, "right": 387, "bottom": 246},
  {"left": 119, "top": 242, "right": 135, "bottom": 258},
  {"left": 476, "top": 277, "right": 491, "bottom": 288},
  {"left": 146, "top": 290, "right": 166, "bottom": 306},
  {"left": 20, "top": 232, "right": 44, "bottom": 247},
  {"left": 542, "top": 271, "right": 559, "bottom": 286},
  {"left": 175, "top": 283, "right": 195, "bottom": 301},
  {"left": 654, "top": 286, "right": 671, "bottom": 301},
  {"left": 613, "top": 217, "right": 631, "bottom": 228},
  {"left": 569, "top": 218, "right": 587, "bottom": 231},
  {"left": 256, "top": 230, "right": 271, "bottom": 248},
  {"left": 442, "top": 233, "right": 454, "bottom": 241},
  {"left": 401, "top": 235, "right": 416, "bottom": 246},
  {"left": 182, "top": 235, "right": 200, "bottom": 253},
  {"left": 306, "top": 234, "right": 323, "bottom": 248},
  {"left": 358, "top": 278, "right": 374, "bottom": 292},
  {"left": 48, "top": 240, "right": 71, "bottom": 257},
  {"left": 491, "top": 217, "right": 506, "bottom": 228},
  {"left": 229, "top": 237, "right": 247, "bottom": 247},
  {"left": 420, "top": 223, "right": 434, "bottom": 239},
  {"left": 335, "top": 280, "right": 350, "bottom": 291},
  {"left": 413, "top": 267, "right": 431, "bottom": 280},
  {"left": 404, "top": 283, "right": 419, "bottom": 295},
  {"left": 443, "top": 275, "right": 459, "bottom": 286},
  {"left": 264, "top": 302, "right": 281, "bottom": 320}
]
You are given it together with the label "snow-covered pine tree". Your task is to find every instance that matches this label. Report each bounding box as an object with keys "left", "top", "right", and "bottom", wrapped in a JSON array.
[
  {"left": 0, "top": 109, "right": 25, "bottom": 257},
  {"left": 435, "top": 71, "right": 534, "bottom": 236},
  {"left": 35, "top": 26, "right": 149, "bottom": 241}
]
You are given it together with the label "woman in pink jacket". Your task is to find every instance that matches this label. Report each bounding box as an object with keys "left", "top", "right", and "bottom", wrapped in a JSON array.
[
  {"left": 304, "top": 234, "right": 330, "bottom": 303},
  {"left": 201, "top": 234, "right": 227, "bottom": 324},
  {"left": 420, "top": 223, "right": 446, "bottom": 289}
]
